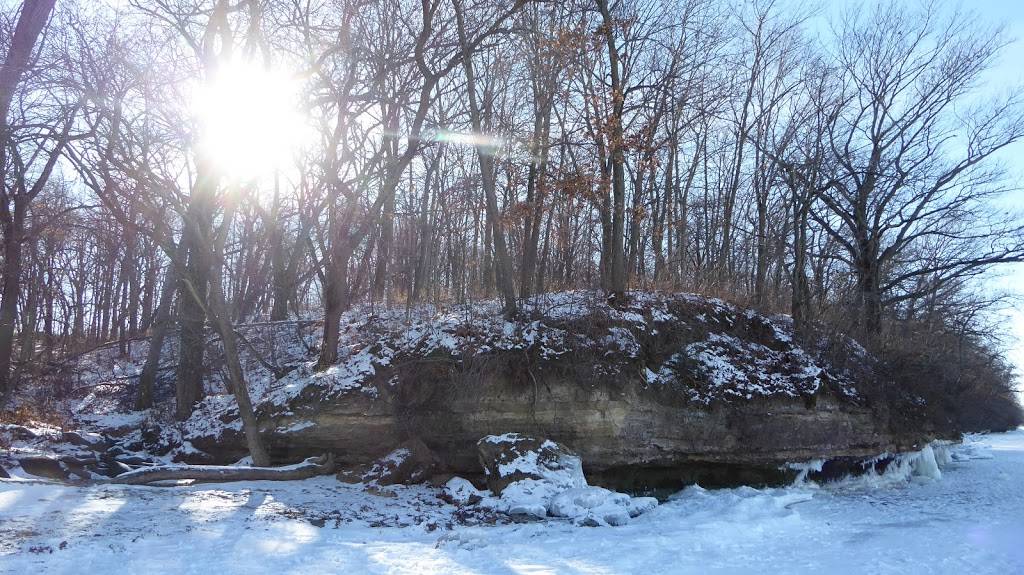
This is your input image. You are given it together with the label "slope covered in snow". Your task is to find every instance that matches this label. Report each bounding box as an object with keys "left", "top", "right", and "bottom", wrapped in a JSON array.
[
  {"left": 69, "top": 291, "right": 862, "bottom": 424},
  {"left": 2, "top": 430, "right": 1022, "bottom": 574},
  {"left": 58, "top": 290, "right": 875, "bottom": 468}
]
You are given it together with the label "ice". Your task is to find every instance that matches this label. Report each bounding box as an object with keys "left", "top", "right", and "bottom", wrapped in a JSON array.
[
  {"left": 495, "top": 477, "right": 575, "bottom": 519},
  {"left": 847, "top": 443, "right": 948, "bottom": 488},
  {"left": 786, "top": 458, "right": 825, "bottom": 484},
  {"left": 1, "top": 430, "right": 1023, "bottom": 573},
  {"left": 911, "top": 444, "right": 942, "bottom": 480},
  {"left": 547, "top": 486, "right": 657, "bottom": 526}
]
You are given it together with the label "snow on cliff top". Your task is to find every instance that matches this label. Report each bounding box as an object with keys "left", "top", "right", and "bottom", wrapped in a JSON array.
[
  {"left": 231, "top": 290, "right": 863, "bottom": 422},
  {"left": 61, "top": 290, "right": 863, "bottom": 437}
]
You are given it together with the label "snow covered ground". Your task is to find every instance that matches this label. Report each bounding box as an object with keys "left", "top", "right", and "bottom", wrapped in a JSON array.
[{"left": 2, "top": 430, "right": 1023, "bottom": 574}]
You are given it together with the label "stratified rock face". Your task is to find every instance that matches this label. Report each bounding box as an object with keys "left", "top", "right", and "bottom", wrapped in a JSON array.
[
  {"left": 252, "top": 368, "right": 907, "bottom": 491},
  {"left": 178, "top": 291, "right": 933, "bottom": 490}
]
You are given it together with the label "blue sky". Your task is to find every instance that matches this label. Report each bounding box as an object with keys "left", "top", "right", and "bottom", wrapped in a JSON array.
[
  {"left": 934, "top": 1, "right": 1022, "bottom": 378},
  {"left": 954, "top": 0, "right": 1024, "bottom": 380}
]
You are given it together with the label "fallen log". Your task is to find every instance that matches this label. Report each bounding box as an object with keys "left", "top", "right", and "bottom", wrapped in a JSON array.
[{"left": 107, "top": 454, "right": 335, "bottom": 485}]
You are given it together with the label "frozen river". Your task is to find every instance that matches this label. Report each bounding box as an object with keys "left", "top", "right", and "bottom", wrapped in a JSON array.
[{"left": 1, "top": 430, "right": 1022, "bottom": 574}]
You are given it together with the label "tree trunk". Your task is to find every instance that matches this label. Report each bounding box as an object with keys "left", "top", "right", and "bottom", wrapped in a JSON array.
[
  {"left": 857, "top": 257, "right": 883, "bottom": 337},
  {"left": 316, "top": 217, "right": 352, "bottom": 370},
  {"left": 371, "top": 180, "right": 396, "bottom": 303},
  {"left": 110, "top": 454, "right": 335, "bottom": 485},
  {"left": 268, "top": 179, "right": 292, "bottom": 322},
  {"left": 597, "top": 0, "right": 627, "bottom": 304},
  {"left": 410, "top": 156, "right": 437, "bottom": 308},
  {"left": 754, "top": 180, "right": 769, "bottom": 308},
  {"left": 0, "top": 200, "right": 26, "bottom": 400},
  {"left": 789, "top": 178, "right": 811, "bottom": 338},
  {"left": 136, "top": 263, "right": 177, "bottom": 410},
  {"left": 206, "top": 270, "right": 271, "bottom": 467},
  {"left": 175, "top": 195, "right": 212, "bottom": 420},
  {"left": 454, "top": 0, "right": 517, "bottom": 317},
  {"left": 520, "top": 97, "right": 553, "bottom": 299},
  {"left": 0, "top": 0, "right": 58, "bottom": 401},
  {"left": 269, "top": 236, "right": 290, "bottom": 322}
]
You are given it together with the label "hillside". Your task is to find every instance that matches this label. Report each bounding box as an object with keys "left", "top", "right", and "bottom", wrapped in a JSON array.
[{"left": 3, "top": 290, "right": 960, "bottom": 493}]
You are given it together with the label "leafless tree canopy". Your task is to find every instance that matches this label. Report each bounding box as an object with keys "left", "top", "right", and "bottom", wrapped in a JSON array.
[{"left": 0, "top": 0, "right": 1021, "bottom": 430}]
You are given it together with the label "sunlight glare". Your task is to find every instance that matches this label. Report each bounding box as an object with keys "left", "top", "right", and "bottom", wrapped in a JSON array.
[
  {"left": 433, "top": 129, "right": 505, "bottom": 150},
  {"left": 254, "top": 521, "right": 320, "bottom": 554},
  {"left": 193, "top": 58, "right": 312, "bottom": 180}
]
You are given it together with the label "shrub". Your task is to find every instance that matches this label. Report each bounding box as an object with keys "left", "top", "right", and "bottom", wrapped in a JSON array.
[{"left": 874, "top": 319, "right": 1023, "bottom": 435}]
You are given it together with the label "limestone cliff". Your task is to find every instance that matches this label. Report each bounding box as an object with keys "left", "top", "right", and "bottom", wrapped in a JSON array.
[{"left": 166, "top": 291, "right": 935, "bottom": 490}]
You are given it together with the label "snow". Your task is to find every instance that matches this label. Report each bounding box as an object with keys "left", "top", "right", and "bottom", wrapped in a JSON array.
[
  {"left": 680, "top": 332, "right": 828, "bottom": 402},
  {"left": 233, "top": 290, "right": 847, "bottom": 416},
  {"left": 475, "top": 434, "right": 657, "bottom": 524},
  {"left": 3, "top": 430, "right": 1023, "bottom": 573},
  {"left": 110, "top": 456, "right": 326, "bottom": 483},
  {"left": 442, "top": 477, "right": 484, "bottom": 505},
  {"left": 547, "top": 486, "right": 659, "bottom": 527}
]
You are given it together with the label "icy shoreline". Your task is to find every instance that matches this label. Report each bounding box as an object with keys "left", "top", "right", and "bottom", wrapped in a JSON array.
[{"left": 2, "top": 430, "right": 1022, "bottom": 574}]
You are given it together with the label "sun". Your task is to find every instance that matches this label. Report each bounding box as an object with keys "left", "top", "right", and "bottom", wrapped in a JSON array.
[{"left": 193, "top": 57, "right": 311, "bottom": 181}]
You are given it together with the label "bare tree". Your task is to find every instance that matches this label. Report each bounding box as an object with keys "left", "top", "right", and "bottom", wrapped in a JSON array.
[
  {"left": 0, "top": 0, "right": 62, "bottom": 400},
  {"left": 815, "top": 3, "right": 1024, "bottom": 336}
]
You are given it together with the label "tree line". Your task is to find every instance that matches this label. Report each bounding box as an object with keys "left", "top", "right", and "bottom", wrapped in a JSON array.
[{"left": 1, "top": 0, "right": 1021, "bottom": 438}]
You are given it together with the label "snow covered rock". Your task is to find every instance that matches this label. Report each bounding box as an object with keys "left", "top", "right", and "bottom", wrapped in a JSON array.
[
  {"left": 496, "top": 478, "right": 565, "bottom": 519},
  {"left": 478, "top": 434, "right": 658, "bottom": 524},
  {"left": 3, "top": 424, "right": 38, "bottom": 441},
  {"left": 441, "top": 476, "right": 485, "bottom": 505},
  {"left": 547, "top": 486, "right": 659, "bottom": 526},
  {"left": 477, "top": 433, "right": 587, "bottom": 519},
  {"left": 61, "top": 430, "right": 107, "bottom": 450},
  {"left": 17, "top": 456, "right": 69, "bottom": 480},
  {"left": 477, "top": 433, "right": 585, "bottom": 496},
  {"left": 337, "top": 437, "right": 441, "bottom": 486}
]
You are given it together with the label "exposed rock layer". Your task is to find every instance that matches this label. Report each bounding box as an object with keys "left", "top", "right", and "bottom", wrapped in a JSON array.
[
  {"left": 180, "top": 293, "right": 937, "bottom": 492},
  {"left": 244, "top": 373, "right": 923, "bottom": 491}
]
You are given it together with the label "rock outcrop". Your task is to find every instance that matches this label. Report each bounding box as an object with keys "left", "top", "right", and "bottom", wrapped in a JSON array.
[
  {"left": 1, "top": 422, "right": 161, "bottom": 481},
  {"left": 127, "top": 292, "right": 939, "bottom": 491}
]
